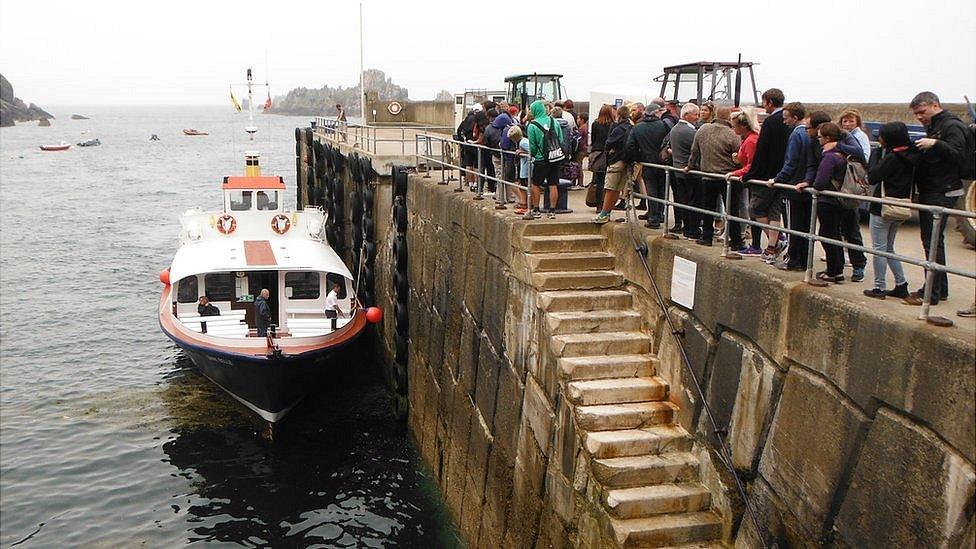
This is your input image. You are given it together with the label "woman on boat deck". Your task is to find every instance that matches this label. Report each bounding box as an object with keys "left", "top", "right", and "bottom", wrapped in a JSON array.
[{"left": 198, "top": 296, "right": 221, "bottom": 317}]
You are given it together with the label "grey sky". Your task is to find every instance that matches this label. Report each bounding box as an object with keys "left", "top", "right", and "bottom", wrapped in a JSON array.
[{"left": 1, "top": 0, "right": 974, "bottom": 106}]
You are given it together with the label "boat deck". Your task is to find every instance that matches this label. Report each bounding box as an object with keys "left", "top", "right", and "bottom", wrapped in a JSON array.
[{"left": 178, "top": 309, "right": 352, "bottom": 338}]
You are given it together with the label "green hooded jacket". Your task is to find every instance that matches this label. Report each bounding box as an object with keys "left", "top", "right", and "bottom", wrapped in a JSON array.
[{"left": 527, "top": 100, "right": 563, "bottom": 161}]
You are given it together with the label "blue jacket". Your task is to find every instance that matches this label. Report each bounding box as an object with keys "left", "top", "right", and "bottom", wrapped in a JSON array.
[
  {"left": 774, "top": 125, "right": 810, "bottom": 184},
  {"left": 496, "top": 112, "right": 517, "bottom": 150},
  {"left": 254, "top": 295, "right": 272, "bottom": 327}
]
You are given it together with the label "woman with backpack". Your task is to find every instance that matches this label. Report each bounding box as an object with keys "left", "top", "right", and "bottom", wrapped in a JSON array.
[
  {"left": 811, "top": 122, "right": 850, "bottom": 282},
  {"left": 863, "top": 122, "right": 919, "bottom": 299}
]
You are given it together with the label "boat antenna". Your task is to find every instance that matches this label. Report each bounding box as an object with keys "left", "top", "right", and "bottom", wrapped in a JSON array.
[
  {"left": 245, "top": 68, "right": 258, "bottom": 141},
  {"left": 359, "top": 1, "right": 366, "bottom": 123}
]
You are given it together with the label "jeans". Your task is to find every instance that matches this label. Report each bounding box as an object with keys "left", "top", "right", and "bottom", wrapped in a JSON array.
[
  {"left": 817, "top": 201, "right": 846, "bottom": 276},
  {"left": 917, "top": 192, "right": 955, "bottom": 299},
  {"left": 868, "top": 214, "right": 907, "bottom": 290},
  {"left": 674, "top": 175, "right": 701, "bottom": 237},
  {"left": 642, "top": 167, "right": 666, "bottom": 223}
]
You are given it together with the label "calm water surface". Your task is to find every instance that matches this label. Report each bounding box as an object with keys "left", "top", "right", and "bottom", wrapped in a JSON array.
[{"left": 0, "top": 106, "right": 456, "bottom": 547}]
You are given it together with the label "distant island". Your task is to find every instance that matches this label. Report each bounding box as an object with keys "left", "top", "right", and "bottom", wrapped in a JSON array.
[
  {"left": 71, "top": 114, "right": 90, "bottom": 120},
  {"left": 0, "top": 73, "right": 53, "bottom": 127},
  {"left": 267, "top": 68, "right": 408, "bottom": 116}
]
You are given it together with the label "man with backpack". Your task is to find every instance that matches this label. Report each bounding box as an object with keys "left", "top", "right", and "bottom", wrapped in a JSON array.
[
  {"left": 905, "top": 91, "right": 974, "bottom": 306},
  {"left": 526, "top": 100, "right": 565, "bottom": 220}
]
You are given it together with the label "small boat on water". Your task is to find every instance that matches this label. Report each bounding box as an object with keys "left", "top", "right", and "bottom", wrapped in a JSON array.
[
  {"left": 159, "top": 69, "right": 378, "bottom": 424},
  {"left": 40, "top": 142, "right": 71, "bottom": 151},
  {"left": 77, "top": 138, "right": 101, "bottom": 147},
  {"left": 183, "top": 128, "right": 209, "bottom": 136}
]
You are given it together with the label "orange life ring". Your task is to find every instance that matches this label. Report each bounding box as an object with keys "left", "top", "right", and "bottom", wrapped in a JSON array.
[
  {"left": 271, "top": 214, "right": 291, "bottom": 234},
  {"left": 217, "top": 214, "right": 237, "bottom": 234}
]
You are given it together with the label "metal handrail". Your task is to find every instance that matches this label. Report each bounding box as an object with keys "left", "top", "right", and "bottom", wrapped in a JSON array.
[{"left": 631, "top": 161, "right": 975, "bottom": 323}]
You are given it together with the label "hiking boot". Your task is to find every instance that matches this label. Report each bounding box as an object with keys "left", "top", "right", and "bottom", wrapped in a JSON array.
[
  {"left": 885, "top": 282, "right": 909, "bottom": 299},
  {"left": 863, "top": 288, "right": 886, "bottom": 300}
]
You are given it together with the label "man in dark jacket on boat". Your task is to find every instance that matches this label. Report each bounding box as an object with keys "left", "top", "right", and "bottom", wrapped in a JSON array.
[
  {"left": 198, "top": 296, "right": 221, "bottom": 317},
  {"left": 255, "top": 289, "right": 273, "bottom": 337}
]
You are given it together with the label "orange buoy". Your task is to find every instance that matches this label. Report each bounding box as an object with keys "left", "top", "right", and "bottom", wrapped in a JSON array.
[
  {"left": 365, "top": 307, "right": 383, "bottom": 324},
  {"left": 159, "top": 268, "right": 170, "bottom": 285}
]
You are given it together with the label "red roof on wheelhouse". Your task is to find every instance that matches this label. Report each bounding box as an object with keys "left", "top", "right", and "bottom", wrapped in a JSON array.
[{"left": 222, "top": 176, "right": 286, "bottom": 190}]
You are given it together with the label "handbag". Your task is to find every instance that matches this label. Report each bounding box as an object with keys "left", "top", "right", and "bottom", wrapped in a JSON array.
[
  {"left": 585, "top": 183, "right": 598, "bottom": 207},
  {"left": 587, "top": 150, "right": 607, "bottom": 173},
  {"left": 881, "top": 195, "right": 912, "bottom": 221}
]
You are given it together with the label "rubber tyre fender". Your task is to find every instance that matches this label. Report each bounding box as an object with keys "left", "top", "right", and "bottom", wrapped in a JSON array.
[
  {"left": 393, "top": 234, "right": 408, "bottom": 265},
  {"left": 394, "top": 202, "right": 408, "bottom": 233},
  {"left": 359, "top": 289, "right": 374, "bottom": 308},
  {"left": 394, "top": 332, "right": 408, "bottom": 362},
  {"left": 363, "top": 186, "right": 375, "bottom": 210},
  {"left": 394, "top": 241, "right": 407, "bottom": 271},
  {"left": 394, "top": 301, "right": 409, "bottom": 331},
  {"left": 393, "top": 362, "right": 408, "bottom": 393},
  {"left": 349, "top": 191, "right": 363, "bottom": 219},
  {"left": 361, "top": 217, "right": 375, "bottom": 241},
  {"left": 393, "top": 167, "right": 408, "bottom": 197},
  {"left": 352, "top": 229, "right": 364, "bottom": 253},
  {"left": 363, "top": 241, "right": 377, "bottom": 265},
  {"left": 295, "top": 127, "right": 303, "bottom": 143},
  {"left": 393, "top": 270, "right": 408, "bottom": 300}
]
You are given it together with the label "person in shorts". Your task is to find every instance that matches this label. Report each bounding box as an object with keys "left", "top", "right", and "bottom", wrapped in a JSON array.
[{"left": 593, "top": 104, "right": 635, "bottom": 223}]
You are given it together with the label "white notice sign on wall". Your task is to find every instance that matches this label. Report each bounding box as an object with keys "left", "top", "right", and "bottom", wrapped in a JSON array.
[{"left": 670, "top": 256, "right": 697, "bottom": 309}]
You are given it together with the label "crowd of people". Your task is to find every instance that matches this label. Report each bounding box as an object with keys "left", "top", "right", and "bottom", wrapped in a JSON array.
[{"left": 455, "top": 90, "right": 974, "bottom": 316}]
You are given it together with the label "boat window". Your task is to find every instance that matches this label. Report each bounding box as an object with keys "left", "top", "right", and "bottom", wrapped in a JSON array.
[
  {"left": 177, "top": 276, "right": 198, "bottom": 303},
  {"left": 205, "top": 273, "right": 236, "bottom": 301},
  {"left": 326, "top": 273, "right": 347, "bottom": 299},
  {"left": 285, "top": 272, "right": 320, "bottom": 300},
  {"left": 229, "top": 191, "right": 252, "bottom": 211},
  {"left": 256, "top": 191, "right": 279, "bottom": 211}
]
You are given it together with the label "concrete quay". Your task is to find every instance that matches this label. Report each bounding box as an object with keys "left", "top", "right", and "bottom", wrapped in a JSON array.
[{"left": 298, "top": 128, "right": 975, "bottom": 548}]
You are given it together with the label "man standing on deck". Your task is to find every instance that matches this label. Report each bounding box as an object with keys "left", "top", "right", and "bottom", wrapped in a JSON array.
[
  {"left": 255, "top": 289, "right": 273, "bottom": 337},
  {"left": 336, "top": 104, "right": 348, "bottom": 143},
  {"left": 904, "top": 91, "right": 970, "bottom": 306}
]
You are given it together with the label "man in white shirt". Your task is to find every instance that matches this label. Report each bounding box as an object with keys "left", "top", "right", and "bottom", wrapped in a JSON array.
[{"left": 324, "top": 281, "right": 343, "bottom": 324}]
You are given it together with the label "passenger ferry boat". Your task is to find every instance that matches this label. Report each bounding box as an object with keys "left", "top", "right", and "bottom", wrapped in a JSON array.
[{"left": 158, "top": 70, "right": 374, "bottom": 423}]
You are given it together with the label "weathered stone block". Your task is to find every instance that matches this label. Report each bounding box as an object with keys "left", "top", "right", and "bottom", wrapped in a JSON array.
[
  {"left": 787, "top": 290, "right": 976, "bottom": 462},
  {"left": 481, "top": 447, "right": 514, "bottom": 545},
  {"left": 427, "top": 313, "right": 445, "bottom": 376},
  {"left": 493, "top": 361, "right": 524, "bottom": 461},
  {"left": 504, "top": 278, "right": 538, "bottom": 378},
  {"left": 460, "top": 472, "right": 484, "bottom": 547},
  {"left": 459, "top": 310, "right": 481, "bottom": 398},
  {"left": 545, "top": 468, "right": 576, "bottom": 526},
  {"left": 484, "top": 209, "right": 515, "bottom": 265},
  {"left": 553, "top": 398, "right": 577, "bottom": 480},
  {"left": 507, "top": 458, "right": 544, "bottom": 548},
  {"left": 445, "top": 395, "right": 474, "bottom": 514},
  {"left": 656, "top": 307, "right": 715, "bottom": 432},
  {"left": 834, "top": 408, "right": 976, "bottom": 548},
  {"left": 758, "top": 367, "right": 870, "bottom": 538},
  {"left": 475, "top": 338, "right": 502, "bottom": 427},
  {"left": 727, "top": 334, "right": 785, "bottom": 471},
  {"left": 464, "top": 239, "right": 488, "bottom": 326},
  {"left": 516, "top": 416, "right": 549, "bottom": 499},
  {"left": 482, "top": 256, "right": 510, "bottom": 354},
  {"left": 466, "top": 409, "right": 493, "bottom": 499},
  {"left": 535, "top": 506, "right": 570, "bottom": 549},
  {"left": 523, "top": 376, "right": 555, "bottom": 457}
]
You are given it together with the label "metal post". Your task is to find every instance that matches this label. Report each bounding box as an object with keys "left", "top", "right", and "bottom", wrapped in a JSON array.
[
  {"left": 721, "top": 176, "right": 740, "bottom": 259},
  {"left": 663, "top": 169, "right": 679, "bottom": 239},
  {"left": 474, "top": 147, "right": 484, "bottom": 200},
  {"left": 423, "top": 135, "right": 431, "bottom": 178},
  {"left": 439, "top": 137, "right": 447, "bottom": 185},
  {"left": 919, "top": 211, "right": 943, "bottom": 321},
  {"left": 495, "top": 151, "right": 507, "bottom": 210},
  {"left": 804, "top": 191, "right": 827, "bottom": 285}
]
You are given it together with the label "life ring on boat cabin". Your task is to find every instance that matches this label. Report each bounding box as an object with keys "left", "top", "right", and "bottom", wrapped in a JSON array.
[
  {"left": 216, "top": 214, "right": 237, "bottom": 235},
  {"left": 271, "top": 214, "right": 292, "bottom": 234},
  {"left": 387, "top": 101, "right": 403, "bottom": 116}
]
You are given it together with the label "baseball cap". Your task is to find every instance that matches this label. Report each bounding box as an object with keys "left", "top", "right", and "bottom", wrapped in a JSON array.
[
  {"left": 650, "top": 98, "right": 667, "bottom": 112},
  {"left": 472, "top": 104, "right": 484, "bottom": 112}
]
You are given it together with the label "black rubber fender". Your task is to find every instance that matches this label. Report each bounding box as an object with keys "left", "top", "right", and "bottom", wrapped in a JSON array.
[
  {"left": 363, "top": 241, "right": 377, "bottom": 265},
  {"left": 362, "top": 217, "right": 375, "bottom": 240},
  {"left": 393, "top": 233, "right": 407, "bottom": 264},
  {"left": 395, "top": 301, "right": 409, "bottom": 330},
  {"left": 393, "top": 166, "right": 408, "bottom": 197},
  {"left": 394, "top": 202, "right": 408, "bottom": 233},
  {"left": 360, "top": 289, "right": 374, "bottom": 307},
  {"left": 394, "top": 241, "right": 407, "bottom": 271},
  {"left": 363, "top": 186, "right": 375, "bottom": 210},
  {"left": 393, "top": 270, "right": 408, "bottom": 299},
  {"left": 394, "top": 362, "right": 408, "bottom": 392},
  {"left": 349, "top": 191, "right": 362, "bottom": 219},
  {"left": 394, "top": 332, "right": 408, "bottom": 361}
]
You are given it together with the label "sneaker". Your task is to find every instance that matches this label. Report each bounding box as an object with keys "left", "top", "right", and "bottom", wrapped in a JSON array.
[
  {"left": 548, "top": 210, "right": 557, "bottom": 219},
  {"left": 522, "top": 210, "right": 537, "bottom": 221},
  {"left": 739, "top": 246, "right": 763, "bottom": 256},
  {"left": 638, "top": 213, "right": 649, "bottom": 220},
  {"left": 958, "top": 305, "right": 976, "bottom": 318},
  {"left": 694, "top": 238, "right": 712, "bottom": 247},
  {"left": 903, "top": 295, "right": 939, "bottom": 306},
  {"left": 885, "top": 282, "right": 909, "bottom": 299},
  {"left": 760, "top": 248, "right": 777, "bottom": 263},
  {"left": 863, "top": 288, "right": 886, "bottom": 300},
  {"left": 851, "top": 267, "right": 865, "bottom": 283},
  {"left": 646, "top": 222, "right": 661, "bottom": 229},
  {"left": 669, "top": 225, "right": 683, "bottom": 234},
  {"left": 514, "top": 205, "right": 528, "bottom": 215},
  {"left": 593, "top": 212, "right": 610, "bottom": 224}
]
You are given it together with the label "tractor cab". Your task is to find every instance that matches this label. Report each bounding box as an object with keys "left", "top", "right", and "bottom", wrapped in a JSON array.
[
  {"left": 654, "top": 61, "right": 760, "bottom": 107},
  {"left": 505, "top": 73, "right": 565, "bottom": 110}
]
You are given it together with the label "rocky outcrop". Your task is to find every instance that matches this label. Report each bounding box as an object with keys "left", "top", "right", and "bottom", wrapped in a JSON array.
[
  {"left": 0, "top": 73, "right": 54, "bottom": 127},
  {"left": 267, "top": 69, "right": 408, "bottom": 116}
]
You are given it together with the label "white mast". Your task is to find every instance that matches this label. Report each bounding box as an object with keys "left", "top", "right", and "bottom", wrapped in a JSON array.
[{"left": 245, "top": 68, "right": 258, "bottom": 141}]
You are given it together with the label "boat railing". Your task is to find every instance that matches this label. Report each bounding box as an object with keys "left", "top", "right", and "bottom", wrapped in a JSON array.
[{"left": 313, "top": 116, "right": 453, "bottom": 155}]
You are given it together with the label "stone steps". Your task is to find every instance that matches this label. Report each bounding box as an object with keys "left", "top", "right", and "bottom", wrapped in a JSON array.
[
  {"left": 532, "top": 269, "right": 624, "bottom": 291},
  {"left": 546, "top": 310, "right": 642, "bottom": 335},
  {"left": 528, "top": 251, "right": 616, "bottom": 272},
  {"left": 568, "top": 377, "right": 669, "bottom": 406},
  {"left": 585, "top": 426, "right": 693, "bottom": 459},
  {"left": 559, "top": 354, "right": 658, "bottom": 381},
  {"left": 521, "top": 220, "right": 605, "bottom": 236},
  {"left": 606, "top": 484, "right": 711, "bottom": 519},
  {"left": 576, "top": 401, "right": 677, "bottom": 431},
  {"left": 551, "top": 331, "right": 652, "bottom": 358},
  {"left": 592, "top": 453, "right": 700, "bottom": 488},
  {"left": 521, "top": 234, "right": 606, "bottom": 253},
  {"left": 610, "top": 512, "right": 723, "bottom": 548},
  {"left": 539, "top": 289, "right": 633, "bottom": 312}
]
